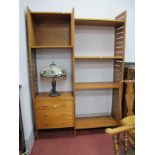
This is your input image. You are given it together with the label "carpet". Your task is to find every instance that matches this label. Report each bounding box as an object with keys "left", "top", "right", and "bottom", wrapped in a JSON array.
[{"left": 30, "top": 128, "right": 125, "bottom": 155}]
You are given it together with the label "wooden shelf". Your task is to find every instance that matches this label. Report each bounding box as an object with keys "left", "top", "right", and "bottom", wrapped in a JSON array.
[
  {"left": 31, "top": 12, "right": 71, "bottom": 19},
  {"left": 35, "top": 92, "right": 73, "bottom": 101},
  {"left": 31, "top": 45, "right": 73, "bottom": 49},
  {"left": 74, "top": 82, "right": 120, "bottom": 90},
  {"left": 75, "top": 116, "right": 118, "bottom": 129},
  {"left": 75, "top": 18, "right": 125, "bottom": 26},
  {"left": 75, "top": 56, "right": 123, "bottom": 60}
]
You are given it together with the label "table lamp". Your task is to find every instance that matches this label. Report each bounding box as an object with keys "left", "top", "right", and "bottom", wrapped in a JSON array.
[{"left": 40, "top": 62, "right": 66, "bottom": 97}]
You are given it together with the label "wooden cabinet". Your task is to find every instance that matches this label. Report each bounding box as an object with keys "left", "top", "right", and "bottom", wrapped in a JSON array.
[{"left": 35, "top": 92, "right": 74, "bottom": 129}]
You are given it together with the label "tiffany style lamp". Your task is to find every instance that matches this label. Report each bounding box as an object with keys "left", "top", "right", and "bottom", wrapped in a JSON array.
[{"left": 40, "top": 62, "right": 66, "bottom": 97}]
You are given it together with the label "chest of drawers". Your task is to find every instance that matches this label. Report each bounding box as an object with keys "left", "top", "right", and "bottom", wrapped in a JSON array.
[{"left": 35, "top": 92, "right": 74, "bottom": 129}]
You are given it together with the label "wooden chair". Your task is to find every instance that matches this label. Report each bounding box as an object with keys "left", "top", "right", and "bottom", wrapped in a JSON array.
[{"left": 105, "top": 80, "right": 135, "bottom": 155}]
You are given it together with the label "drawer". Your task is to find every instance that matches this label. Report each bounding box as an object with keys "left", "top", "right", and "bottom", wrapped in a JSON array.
[
  {"left": 36, "top": 100, "right": 73, "bottom": 110},
  {"left": 36, "top": 117, "right": 73, "bottom": 129},
  {"left": 36, "top": 109, "right": 73, "bottom": 118}
]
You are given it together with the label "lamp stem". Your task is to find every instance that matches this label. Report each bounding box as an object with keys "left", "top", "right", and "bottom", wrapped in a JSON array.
[
  {"left": 52, "top": 78, "right": 56, "bottom": 93},
  {"left": 49, "top": 77, "right": 60, "bottom": 97}
]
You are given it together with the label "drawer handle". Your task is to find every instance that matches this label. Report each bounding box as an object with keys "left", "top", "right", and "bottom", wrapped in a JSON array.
[{"left": 53, "top": 105, "right": 57, "bottom": 108}]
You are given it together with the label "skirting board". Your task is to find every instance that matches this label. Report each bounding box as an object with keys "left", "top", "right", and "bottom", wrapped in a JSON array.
[{"left": 25, "top": 128, "right": 34, "bottom": 155}]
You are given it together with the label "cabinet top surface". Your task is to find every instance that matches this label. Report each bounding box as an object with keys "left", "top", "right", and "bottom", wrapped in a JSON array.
[{"left": 35, "top": 92, "right": 73, "bottom": 101}]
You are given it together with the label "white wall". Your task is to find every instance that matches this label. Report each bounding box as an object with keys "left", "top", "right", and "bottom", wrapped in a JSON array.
[
  {"left": 19, "top": 0, "right": 34, "bottom": 153},
  {"left": 36, "top": 49, "right": 72, "bottom": 92},
  {"left": 27, "top": 0, "right": 135, "bottom": 62}
]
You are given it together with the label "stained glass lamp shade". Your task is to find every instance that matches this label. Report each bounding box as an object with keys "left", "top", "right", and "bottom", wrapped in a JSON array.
[{"left": 40, "top": 62, "right": 66, "bottom": 96}]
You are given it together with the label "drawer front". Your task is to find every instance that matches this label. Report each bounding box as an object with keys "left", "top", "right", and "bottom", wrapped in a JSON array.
[
  {"left": 36, "top": 100, "right": 73, "bottom": 110},
  {"left": 36, "top": 117, "right": 73, "bottom": 129},
  {"left": 36, "top": 109, "right": 73, "bottom": 118}
]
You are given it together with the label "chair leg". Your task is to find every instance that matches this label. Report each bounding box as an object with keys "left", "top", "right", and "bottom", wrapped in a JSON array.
[
  {"left": 113, "top": 134, "right": 120, "bottom": 155},
  {"left": 124, "top": 132, "right": 128, "bottom": 152}
]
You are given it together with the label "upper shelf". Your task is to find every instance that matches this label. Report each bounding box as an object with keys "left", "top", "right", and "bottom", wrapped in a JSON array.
[
  {"left": 75, "top": 18, "right": 125, "bottom": 26},
  {"left": 75, "top": 56, "right": 123, "bottom": 60},
  {"left": 31, "top": 12, "right": 71, "bottom": 20}
]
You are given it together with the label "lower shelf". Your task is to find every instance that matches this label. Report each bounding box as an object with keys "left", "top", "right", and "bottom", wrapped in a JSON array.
[{"left": 75, "top": 116, "right": 118, "bottom": 129}]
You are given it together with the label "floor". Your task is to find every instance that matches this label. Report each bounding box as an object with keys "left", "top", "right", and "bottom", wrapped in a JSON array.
[{"left": 30, "top": 128, "right": 125, "bottom": 155}]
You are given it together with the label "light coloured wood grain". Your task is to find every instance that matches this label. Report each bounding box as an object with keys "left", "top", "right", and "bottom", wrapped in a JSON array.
[
  {"left": 35, "top": 92, "right": 73, "bottom": 101},
  {"left": 71, "top": 8, "right": 76, "bottom": 135},
  {"left": 75, "top": 18, "right": 125, "bottom": 26},
  {"left": 31, "top": 45, "right": 73, "bottom": 49},
  {"left": 75, "top": 116, "right": 118, "bottom": 129},
  {"left": 35, "top": 100, "right": 73, "bottom": 110},
  {"left": 37, "top": 117, "right": 73, "bottom": 129},
  {"left": 75, "top": 82, "right": 120, "bottom": 90},
  {"left": 112, "top": 11, "right": 127, "bottom": 127},
  {"left": 125, "top": 80, "right": 134, "bottom": 116},
  {"left": 75, "top": 56, "right": 123, "bottom": 59},
  {"left": 35, "top": 92, "right": 74, "bottom": 129},
  {"left": 31, "top": 12, "right": 71, "bottom": 20},
  {"left": 34, "top": 20, "right": 70, "bottom": 46},
  {"left": 36, "top": 109, "right": 73, "bottom": 118},
  {"left": 105, "top": 125, "right": 134, "bottom": 135}
]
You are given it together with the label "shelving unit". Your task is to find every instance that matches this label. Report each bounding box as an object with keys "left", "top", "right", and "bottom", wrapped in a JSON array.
[
  {"left": 27, "top": 8, "right": 75, "bottom": 137},
  {"left": 27, "top": 7, "right": 126, "bottom": 136},
  {"left": 73, "top": 11, "right": 126, "bottom": 131}
]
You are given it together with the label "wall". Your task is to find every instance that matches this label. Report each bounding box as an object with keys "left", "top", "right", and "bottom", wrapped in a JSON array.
[
  {"left": 27, "top": 0, "right": 135, "bottom": 62},
  {"left": 19, "top": 0, "right": 34, "bottom": 153}
]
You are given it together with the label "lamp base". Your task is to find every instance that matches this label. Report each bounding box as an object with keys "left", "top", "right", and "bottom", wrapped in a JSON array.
[{"left": 49, "top": 90, "right": 60, "bottom": 97}]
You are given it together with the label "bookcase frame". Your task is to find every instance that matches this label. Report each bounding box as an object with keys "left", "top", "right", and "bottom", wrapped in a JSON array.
[{"left": 27, "top": 7, "right": 126, "bottom": 135}]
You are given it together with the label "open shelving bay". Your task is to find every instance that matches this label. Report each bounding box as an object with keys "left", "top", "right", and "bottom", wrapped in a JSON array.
[{"left": 73, "top": 12, "right": 126, "bottom": 130}]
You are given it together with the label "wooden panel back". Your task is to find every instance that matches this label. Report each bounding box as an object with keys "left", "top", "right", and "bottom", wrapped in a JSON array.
[{"left": 34, "top": 19, "right": 70, "bottom": 46}]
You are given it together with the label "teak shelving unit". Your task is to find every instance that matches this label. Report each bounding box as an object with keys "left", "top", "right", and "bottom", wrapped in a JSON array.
[{"left": 27, "top": 7, "right": 126, "bottom": 136}]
